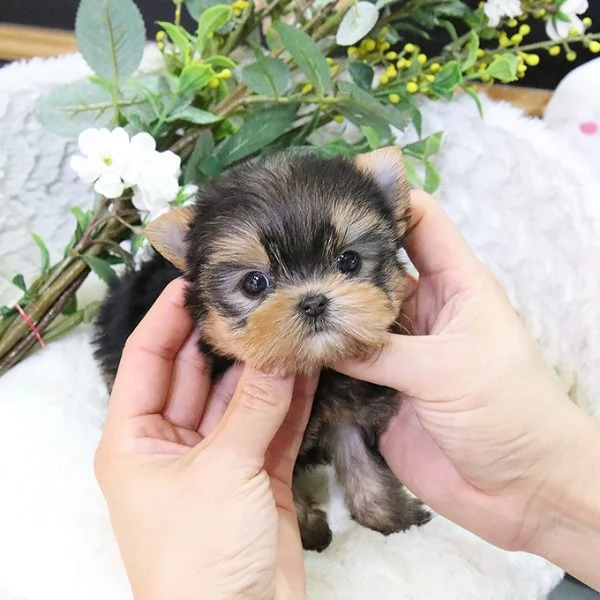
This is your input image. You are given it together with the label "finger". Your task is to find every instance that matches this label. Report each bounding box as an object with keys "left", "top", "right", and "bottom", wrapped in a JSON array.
[
  {"left": 406, "top": 190, "right": 482, "bottom": 277},
  {"left": 208, "top": 366, "right": 295, "bottom": 463},
  {"left": 197, "top": 363, "right": 244, "bottom": 438},
  {"left": 264, "top": 375, "right": 319, "bottom": 486},
  {"left": 163, "top": 330, "right": 213, "bottom": 430},
  {"left": 335, "top": 333, "right": 457, "bottom": 396},
  {"left": 109, "top": 278, "right": 192, "bottom": 422}
]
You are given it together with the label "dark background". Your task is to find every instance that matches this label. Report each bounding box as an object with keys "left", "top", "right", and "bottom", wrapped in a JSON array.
[{"left": 1, "top": 0, "right": 599, "bottom": 89}]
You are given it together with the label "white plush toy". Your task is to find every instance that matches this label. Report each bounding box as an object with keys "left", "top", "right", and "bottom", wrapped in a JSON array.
[
  {"left": 2, "top": 50, "right": 600, "bottom": 600},
  {"left": 544, "top": 56, "right": 600, "bottom": 175}
]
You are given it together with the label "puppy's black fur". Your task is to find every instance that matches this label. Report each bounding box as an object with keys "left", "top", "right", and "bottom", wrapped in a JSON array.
[{"left": 94, "top": 150, "right": 430, "bottom": 551}]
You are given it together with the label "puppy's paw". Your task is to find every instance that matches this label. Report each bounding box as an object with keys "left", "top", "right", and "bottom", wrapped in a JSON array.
[
  {"left": 352, "top": 492, "right": 432, "bottom": 535},
  {"left": 300, "top": 506, "right": 333, "bottom": 552}
]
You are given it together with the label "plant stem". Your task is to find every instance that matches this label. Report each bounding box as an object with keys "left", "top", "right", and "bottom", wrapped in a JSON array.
[{"left": 0, "top": 199, "right": 139, "bottom": 376}]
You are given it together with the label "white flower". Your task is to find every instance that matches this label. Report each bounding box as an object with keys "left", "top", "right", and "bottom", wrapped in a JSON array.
[
  {"left": 336, "top": 1, "right": 379, "bottom": 47},
  {"left": 70, "top": 127, "right": 182, "bottom": 218},
  {"left": 69, "top": 127, "right": 131, "bottom": 198},
  {"left": 546, "top": 0, "right": 589, "bottom": 41},
  {"left": 483, "top": 0, "right": 522, "bottom": 27},
  {"left": 131, "top": 150, "right": 181, "bottom": 220}
]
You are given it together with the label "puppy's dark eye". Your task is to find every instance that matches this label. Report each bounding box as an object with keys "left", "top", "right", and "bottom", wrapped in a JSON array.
[
  {"left": 241, "top": 271, "right": 270, "bottom": 296},
  {"left": 337, "top": 250, "right": 361, "bottom": 275}
]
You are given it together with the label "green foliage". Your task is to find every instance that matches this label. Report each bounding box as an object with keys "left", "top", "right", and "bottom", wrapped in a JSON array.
[
  {"left": 31, "top": 234, "right": 50, "bottom": 275},
  {"left": 196, "top": 5, "right": 233, "bottom": 53},
  {"left": 36, "top": 81, "right": 115, "bottom": 138},
  {"left": 485, "top": 54, "right": 518, "bottom": 83},
  {"left": 82, "top": 255, "right": 118, "bottom": 284},
  {"left": 75, "top": 0, "right": 146, "bottom": 82},
  {"left": 242, "top": 55, "right": 290, "bottom": 98},
  {"left": 274, "top": 22, "right": 333, "bottom": 95},
  {"left": 215, "top": 104, "right": 299, "bottom": 167}
]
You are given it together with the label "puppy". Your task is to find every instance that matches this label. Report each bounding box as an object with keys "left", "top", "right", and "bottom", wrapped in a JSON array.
[{"left": 94, "top": 147, "right": 431, "bottom": 551}]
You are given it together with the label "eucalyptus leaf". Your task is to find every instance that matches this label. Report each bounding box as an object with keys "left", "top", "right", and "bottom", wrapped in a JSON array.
[
  {"left": 348, "top": 62, "right": 374, "bottom": 91},
  {"left": 166, "top": 106, "right": 222, "bottom": 124},
  {"left": 197, "top": 5, "right": 233, "bottom": 54},
  {"left": 361, "top": 125, "right": 380, "bottom": 150},
  {"left": 31, "top": 233, "right": 50, "bottom": 274},
  {"left": 274, "top": 22, "right": 332, "bottom": 95},
  {"left": 82, "top": 255, "right": 118, "bottom": 284},
  {"left": 485, "top": 54, "right": 518, "bottom": 83},
  {"left": 217, "top": 104, "right": 298, "bottom": 166},
  {"left": 36, "top": 80, "right": 114, "bottom": 138},
  {"left": 75, "top": 0, "right": 146, "bottom": 81},
  {"left": 336, "top": 1, "right": 379, "bottom": 46},
  {"left": 242, "top": 56, "right": 290, "bottom": 97}
]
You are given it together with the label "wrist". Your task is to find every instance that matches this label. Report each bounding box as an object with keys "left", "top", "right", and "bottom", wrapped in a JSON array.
[{"left": 523, "top": 405, "right": 600, "bottom": 591}]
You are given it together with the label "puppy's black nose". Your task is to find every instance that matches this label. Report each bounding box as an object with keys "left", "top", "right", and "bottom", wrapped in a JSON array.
[{"left": 299, "top": 294, "right": 329, "bottom": 317}]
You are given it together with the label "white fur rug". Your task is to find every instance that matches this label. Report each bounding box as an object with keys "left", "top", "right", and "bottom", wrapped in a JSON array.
[{"left": 2, "top": 49, "right": 600, "bottom": 600}]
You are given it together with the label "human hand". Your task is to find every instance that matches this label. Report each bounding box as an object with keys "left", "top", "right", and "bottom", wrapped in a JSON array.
[
  {"left": 336, "top": 190, "right": 598, "bottom": 555},
  {"left": 94, "top": 279, "right": 317, "bottom": 600}
]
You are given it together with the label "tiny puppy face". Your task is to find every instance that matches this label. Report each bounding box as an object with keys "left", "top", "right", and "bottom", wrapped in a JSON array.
[{"left": 146, "top": 147, "right": 411, "bottom": 375}]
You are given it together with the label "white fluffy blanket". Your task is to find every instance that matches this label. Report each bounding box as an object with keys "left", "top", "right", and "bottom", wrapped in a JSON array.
[{"left": 2, "top": 49, "right": 600, "bottom": 600}]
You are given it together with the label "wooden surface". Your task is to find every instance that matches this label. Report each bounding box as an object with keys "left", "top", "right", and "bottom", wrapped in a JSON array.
[
  {"left": 477, "top": 84, "right": 554, "bottom": 118},
  {"left": 0, "top": 23, "right": 77, "bottom": 61}
]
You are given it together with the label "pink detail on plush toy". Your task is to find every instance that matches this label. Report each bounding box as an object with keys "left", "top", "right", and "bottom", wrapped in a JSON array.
[{"left": 579, "top": 121, "right": 598, "bottom": 136}]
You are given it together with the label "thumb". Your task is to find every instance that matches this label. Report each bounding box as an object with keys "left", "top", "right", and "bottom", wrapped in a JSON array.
[
  {"left": 208, "top": 365, "right": 295, "bottom": 463},
  {"left": 335, "top": 334, "right": 458, "bottom": 397}
]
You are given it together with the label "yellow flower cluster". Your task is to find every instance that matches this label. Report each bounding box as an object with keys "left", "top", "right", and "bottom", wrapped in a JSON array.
[
  {"left": 231, "top": 0, "right": 249, "bottom": 16},
  {"left": 208, "top": 68, "right": 232, "bottom": 88}
]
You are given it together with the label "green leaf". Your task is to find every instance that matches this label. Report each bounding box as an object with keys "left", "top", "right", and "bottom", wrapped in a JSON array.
[
  {"left": 430, "top": 61, "right": 463, "bottom": 99},
  {"left": 184, "top": 130, "right": 215, "bottom": 183},
  {"left": 83, "top": 301, "right": 102, "bottom": 323},
  {"left": 462, "top": 30, "right": 480, "bottom": 71},
  {"left": 196, "top": 5, "right": 233, "bottom": 54},
  {"left": 36, "top": 80, "right": 114, "bottom": 138},
  {"left": 120, "top": 75, "right": 172, "bottom": 125},
  {"left": 348, "top": 62, "right": 374, "bottom": 91},
  {"left": 178, "top": 63, "right": 215, "bottom": 94},
  {"left": 185, "top": 0, "right": 224, "bottom": 21},
  {"left": 274, "top": 22, "right": 332, "bottom": 95},
  {"left": 312, "top": 138, "right": 367, "bottom": 159},
  {"left": 75, "top": 0, "right": 146, "bottom": 81},
  {"left": 166, "top": 106, "right": 222, "bottom": 124},
  {"left": 70, "top": 206, "right": 91, "bottom": 236},
  {"left": 32, "top": 233, "right": 50, "bottom": 274},
  {"left": 336, "top": 81, "right": 407, "bottom": 139},
  {"left": 82, "top": 255, "right": 118, "bottom": 284},
  {"left": 403, "top": 131, "right": 444, "bottom": 159},
  {"left": 242, "top": 56, "right": 290, "bottom": 98},
  {"left": 485, "top": 54, "right": 518, "bottom": 83},
  {"left": 62, "top": 294, "right": 78, "bottom": 316},
  {"left": 424, "top": 161, "right": 441, "bottom": 193},
  {"left": 361, "top": 125, "right": 380, "bottom": 150},
  {"left": 204, "top": 56, "right": 237, "bottom": 68},
  {"left": 158, "top": 22, "right": 191, "bottom": 59},
  {"left": 217, "top": 104, "right": 298, "bottom": 166},
  {"left": 462, "top": 84, "right": 484, "bottom": 118},
  {"left": 12, "top": 274, "right": 26, "bottom": 292}
]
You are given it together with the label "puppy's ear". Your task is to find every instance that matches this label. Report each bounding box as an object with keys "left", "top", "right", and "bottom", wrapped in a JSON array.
[
  {"left": 355, "top": 146, "right": 411, "bottom": 237},
  {"left": 145, "top": 206, "right": 195, "bottom": 271}
]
